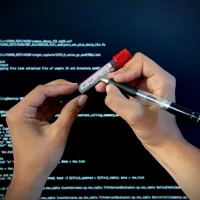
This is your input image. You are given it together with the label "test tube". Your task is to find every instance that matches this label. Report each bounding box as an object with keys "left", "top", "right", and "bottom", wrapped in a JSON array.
[
  {"left": 78, "top": 48, "right": 132, "bottom": 94},
  {"left": 58, "top": 49, "right": 132, "bottom": 107}
]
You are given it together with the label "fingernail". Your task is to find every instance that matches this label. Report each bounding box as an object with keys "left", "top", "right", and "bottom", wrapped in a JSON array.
[
  {"left": 78, "top": 95, "right": 88, "bottom": 107},
  {"left": 114, "top": 75, "right": 120, "bottom": 81},
  {"left": 106, "top": 85, "right": 111, "bottom": 93}
]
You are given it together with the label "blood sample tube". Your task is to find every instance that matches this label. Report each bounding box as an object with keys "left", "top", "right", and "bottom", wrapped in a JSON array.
[
  {"left": 78, "top": 48, "right": 132, "bottom": 94},
  {"left": 58, "top": 49, "right": 132, "bottom": 107}
]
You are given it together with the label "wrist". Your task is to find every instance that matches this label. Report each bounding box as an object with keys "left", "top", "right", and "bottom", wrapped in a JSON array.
[
  {"left": 12, "top": 164, "right": 50, "bottom": 184},
  {"left": 140, "top": 124, "right": 185, "bottom": 149},
  {"left": 143, "top": 134, "right": 188, "bottom": 155},
  {"left": 11, "top": 170, "right": 47, "bottom": 188},
  {"left": 142, "top": 128, "right": 189, "bottom": 176},
  {"left": 142, "top": 134, "right": 200, "bottom": 200},
  {"left": 5, "top": 173, "right": 47, "bottom": 200}
]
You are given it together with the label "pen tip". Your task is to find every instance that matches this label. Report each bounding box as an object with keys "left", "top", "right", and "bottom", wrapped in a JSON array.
[{"left": 100, "top": 77, "right": 109, "bottom": 84}]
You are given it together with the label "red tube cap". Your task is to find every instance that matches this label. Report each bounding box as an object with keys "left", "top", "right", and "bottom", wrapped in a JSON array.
[{"left": 113, "top": 48, "right": 132, "bottom": 68}]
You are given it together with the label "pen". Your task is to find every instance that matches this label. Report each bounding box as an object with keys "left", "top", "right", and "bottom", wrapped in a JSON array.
[
  {"left": 58, "top": 49, "right": 132, "bottom": 105},
  {"left": 100, "top": 77, "right": 200, "bottom": 124},
  {"left": 78, "top": 48, "right": 132, "bottom": 94}
]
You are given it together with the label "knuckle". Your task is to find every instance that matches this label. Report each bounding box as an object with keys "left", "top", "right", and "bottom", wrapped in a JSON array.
[
  {"left": 126, "top": 103, "right": 143, "bottom": 127},
  {"left": 56, "top": 79, "right": 67, "bottom": 84},
  {"left": 35, "top": 84, "right": 44, "bottom": 92},
  {"left": 108, "top": 84, "right": 116, "bottom": 91},
  {"left": 127, "top": 113, "right": 137, "bottom": 127},
  {"left": 170, "top": 75, "right": 176, "bottom": 85},
  {"left": 67, "top": 105, "right": 78, "bottom": 115},
  {"left": 127, "top": 111, "right": 142, "bottom": 127},
  {"left": 134, "top": 52, "right": 144, "bottom": 59},
  {"left": 154, "top": 75, "right": 170, "bottom": 90},
  {"left": 6, "top": 109, "right": 15, "bottom": 124},
  {"left": 157, "top": 80, "right": 165, "bottom": 90},
  {"left": 105, "top": 95, "right": 114, "bottom": 107},
  {"left": 52, "top": 125, "right": 61, "bottom": 135},
  {"left": 162, "top": 75, "right": 176, "bottom": 89}
]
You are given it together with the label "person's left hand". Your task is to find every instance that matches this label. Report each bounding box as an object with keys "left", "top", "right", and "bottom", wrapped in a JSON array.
[{"left": 6, "top": 79, "right": 88, "bottom": 185}]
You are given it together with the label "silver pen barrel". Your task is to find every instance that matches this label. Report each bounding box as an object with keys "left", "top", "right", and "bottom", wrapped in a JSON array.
[{"left": 135, "top": 89, "right": 172, "bottom": 110}]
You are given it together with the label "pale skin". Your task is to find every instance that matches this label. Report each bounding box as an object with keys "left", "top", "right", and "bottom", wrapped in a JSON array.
[{"left": 4, "top": 52, "right": 200, "bottom": 200}]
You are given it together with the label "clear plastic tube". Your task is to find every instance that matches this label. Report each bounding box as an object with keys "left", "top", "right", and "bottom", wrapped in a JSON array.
[
  {"left": 78, "top": 60, "right": 117, "bottom": 93},
  {"left": 136, "top": 89, "right": 172, "bottom": 110},
  {"left": 78, "top": 48, "right": 132, "bottom": 94}
]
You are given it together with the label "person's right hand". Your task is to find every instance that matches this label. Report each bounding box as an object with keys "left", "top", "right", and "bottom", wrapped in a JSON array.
[{"left": 96, "top": 52, "right": 185, "bottom": 147}]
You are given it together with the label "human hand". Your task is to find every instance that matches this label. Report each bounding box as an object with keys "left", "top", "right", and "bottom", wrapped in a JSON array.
[
  {"left": 96, "top": 53, "right": 184, "bottom": 147},
  {"left": 6, "top": 79, "right": 88, "bottom": 185}
]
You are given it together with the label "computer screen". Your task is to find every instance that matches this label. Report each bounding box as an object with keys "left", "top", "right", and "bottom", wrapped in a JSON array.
[{"left": 0, "top": 0, "right": 200, "bottom": 199}]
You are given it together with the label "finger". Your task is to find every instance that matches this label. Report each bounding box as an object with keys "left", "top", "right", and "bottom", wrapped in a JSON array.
[
  {"left": 95, "top": 69, "right": 141, "bottom": 93},
  {"left": 105, "top": 84, "right": 143, "bottom": 127},
  {"left": 44, "top": 79, "right": 78, "bottom": 107},
  {"left": 95, "top": 58, "right": 135, "bottom": 92},
  {"left": 95, "top": 71, "right": 118, "bottom": 92},
  {"left": 52, "top": 95, "right": 88, "bottom": 136},
  {"left": 22, "top": 84, "right": 78, "bottom": 108},
  {"left": 45, "top": 79, "right": 77, "bottom": 86},
  {"left": 114, "top": 51, "right": 170, "bottom": 84},
  {"left": 113, "top": 52, "right": 176, "bottom": 97},
  {"left": 95, "top": 82, "right": 106, "bottom": 92},
  {"left": 114, "top": 52, "right": 158, "bottom": 83},
  {"left": 97, "top": 52, "right": 156, "bottom": 92},
  {"left": 114, "top": 67, "right": 141, "bottom": 83}
]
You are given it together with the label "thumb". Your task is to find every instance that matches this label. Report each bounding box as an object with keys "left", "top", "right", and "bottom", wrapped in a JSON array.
[
  {"left": 105, "top": 84, "right": 144, "bottom": 127},
  {"left": 52, "top": 95, "right": 88, "bottom": 135}
]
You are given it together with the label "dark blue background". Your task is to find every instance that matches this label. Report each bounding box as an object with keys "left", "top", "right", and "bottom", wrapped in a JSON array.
[
  {"left": 1, "top": 0, "right": 200, "bottom": 145},
  {"left": 0, "top": 0, "right": 200, "bottom": 197}
]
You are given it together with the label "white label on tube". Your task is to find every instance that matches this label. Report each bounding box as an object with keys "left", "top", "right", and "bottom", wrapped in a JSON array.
[{"left": 78, "top": 62, "right": 115, "bottom": 93}]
